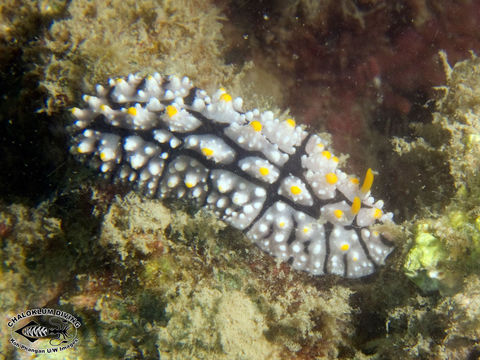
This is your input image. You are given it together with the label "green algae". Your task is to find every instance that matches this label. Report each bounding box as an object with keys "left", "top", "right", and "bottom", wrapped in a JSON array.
[{"left": 404, "top": 223, "right": 447, "bottom": 293}]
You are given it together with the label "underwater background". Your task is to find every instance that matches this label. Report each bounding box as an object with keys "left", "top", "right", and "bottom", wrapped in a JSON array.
[{"left": 1, "top": 0, "right": 480, "bottom": 359}]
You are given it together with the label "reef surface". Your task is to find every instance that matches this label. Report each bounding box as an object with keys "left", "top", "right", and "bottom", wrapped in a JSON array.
[{"left": 1, "top": 1, "right": 480, "bottom": 359}]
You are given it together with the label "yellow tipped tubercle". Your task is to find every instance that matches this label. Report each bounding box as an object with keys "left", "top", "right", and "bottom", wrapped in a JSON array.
[
  {"left": 166, "top": 105, "right": 178, "bottom": 118},
  {"left": 202, "top": 148, "right": 214, "bottom": 157},
  {"left": 334, "top": 209, "right": 343, "bottom": 219},
  {"left": 259, "top": 167, "right": 269, "bottom": 176},
  {"left": 290, "top": 185, "right": 302, "bottom": 195},
  {"left": 361, "top": 168, "right": 374, "bottom": 194},
  {"left": 286, "top": 118, "right": 296, "bottom": 127},
  {"left": 350, "top": 177, "right": 360, "bottom": 185},
  {"left": 322, "top": 151, "right": 331, "bottom": 159},
  {"left": 250, "top": 121, "right": 262, "bottom": 132},
  {"left": 325, "top": 173, "right": 338, "bottom": 185},
  {"left": 351, "top": 196, "right": 361, "bottom": 215},
  {"left": 127, "top": 107, "right": 137, "bottom": 116},
  {"left": 220, "top": 93, "right": 232, "bottom": 102}
]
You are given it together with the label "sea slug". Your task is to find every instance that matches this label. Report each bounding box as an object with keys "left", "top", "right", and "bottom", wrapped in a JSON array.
[{"left": 70, "top": 73, "right": 394, "bottom": 278}]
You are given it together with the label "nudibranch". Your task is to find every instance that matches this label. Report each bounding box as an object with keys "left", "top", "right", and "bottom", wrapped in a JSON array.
[{"left": 70, "top": 73, "right": 394, "bottom": 278}]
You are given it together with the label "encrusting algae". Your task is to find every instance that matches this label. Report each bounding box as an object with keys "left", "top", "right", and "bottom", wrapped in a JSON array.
[
  {"left": 1, "top": 193, "right": 356, "bottom": 359},
  {"left": 100, "top": 194, "right": 356, "bottom": 359},
  {"left": 40, "top": 0, "right": 281, "bottom": 115}
]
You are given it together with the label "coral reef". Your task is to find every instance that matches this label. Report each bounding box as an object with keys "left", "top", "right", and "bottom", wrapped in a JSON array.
[
  {"left": 2, "top": 0, "right": 480, "bottom": 359},
  {"left": 99, "top": 194, "right": 356, "bottom": 359},
  {"left": 0, "top": 193, "right": 356, "bottom": 359}
]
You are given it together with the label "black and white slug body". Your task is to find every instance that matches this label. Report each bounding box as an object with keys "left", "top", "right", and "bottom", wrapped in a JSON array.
[{"left": 70, "top": 73, "right": 394, "bottom": 278}]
